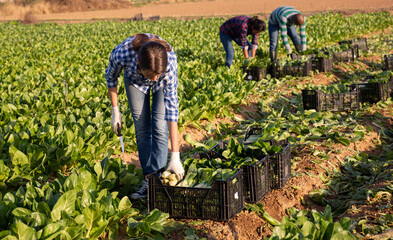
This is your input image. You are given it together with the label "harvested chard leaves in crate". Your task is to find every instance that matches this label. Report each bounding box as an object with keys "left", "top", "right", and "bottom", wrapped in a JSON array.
[{"left": 242, "top": 57, "right": 270, "bottom": 81}]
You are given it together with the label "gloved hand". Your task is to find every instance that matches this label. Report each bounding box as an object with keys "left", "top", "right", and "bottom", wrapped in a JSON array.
[
  {"left": 111, "top": 106, "right": 122, "bottom": 136},
  {"left": 166, "top": 152, "right": 185, "bottom": 180}
]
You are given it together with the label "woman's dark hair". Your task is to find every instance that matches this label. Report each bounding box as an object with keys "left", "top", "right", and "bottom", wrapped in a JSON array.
[
  {"left": 131, "top": 34, "right": 171, "bottom": 79},
  {"left": 248, "top": 16, "right": 266, "bottom": 32}
]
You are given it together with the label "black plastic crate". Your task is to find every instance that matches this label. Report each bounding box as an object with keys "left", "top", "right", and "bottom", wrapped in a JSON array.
[
  {"left": 272, "top": 58, "right": 313, "bottom": 78},
  {"left": 293, "top": 54, "right": 332, "bottom": 73},
  {"left": 383, "top": 54, "right": 393, "bottom": 71},
  {"left": 242, "top": 127, "right": 289, "bottom": 146},
  {"left": 199, "top": 141, "right": 270, "bottom": 203},
  {"left": 312, "top": 57, "right": 333, "bottom": 72},
  {"left": 339, "top": 38, "right": 368, "bottom": 50},
  {"left": 332, "top": 46, "right": 359, "bottom": 63},
  {"left": 352, "top": 76, "right": 393, "bottom": 104},
  {"left": 269, "top": 143, "right": 291, "bottom": 189},
  {"left": 241, "top": 66, "right": 267, "bottom": 81},
  {"left": 242, "top": 156, "right": 270, "bottom": 203},
  {"left": 242, "top": 128, "right": 291, "bottom": 190},
  {"left": 147, "top": 169, "right": 244, "bottom": 221},
  {"left": 302, "top": 85, "right": 360, "bottom": 111}
]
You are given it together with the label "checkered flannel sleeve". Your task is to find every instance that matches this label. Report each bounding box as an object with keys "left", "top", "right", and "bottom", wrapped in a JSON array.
[
  {"left": 105, "top": 47, "right": 124, "bottom": 88},
  {"left": 240, "top": 20, "right": 249, "bottom": 50},
  {"left": 251, "top": 33, "right": 259, "bottom": 49},
  {"left": 163, "top": 52, "right": 179, "bottom": 122}
]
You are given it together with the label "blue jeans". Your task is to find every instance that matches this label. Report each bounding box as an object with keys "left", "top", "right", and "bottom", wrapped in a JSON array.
[
  {"left": 268, "top": 21, "right": 301, "bottom": 52},
  {"left": 219, "top": 31, "right": 252, "bottom": 67},
  {"left": 124, "top": 79, "right": 168, "bottom": 176}
]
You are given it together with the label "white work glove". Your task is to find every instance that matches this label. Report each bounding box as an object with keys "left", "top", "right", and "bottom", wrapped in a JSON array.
[
  {"left": 166, "top": 152, "right": 185, "bottom": 180},
  {"left": 111, "top": 106, "right": 122, "bottom": 136}
]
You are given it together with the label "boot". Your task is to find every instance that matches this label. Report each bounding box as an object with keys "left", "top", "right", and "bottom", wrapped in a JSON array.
[
  {"left": 295, "top": 44, "right": 302, "bottom": 53},
  {"left": 268, "top": 51, "right": 277, "bottom": 77},
  {"left": 269, "top": 51, "right": 277, "bottom": 63}
]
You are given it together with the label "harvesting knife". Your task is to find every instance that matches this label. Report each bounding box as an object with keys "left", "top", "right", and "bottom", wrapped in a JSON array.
[{"left": 116, "top": 123, "right": 124, "bottom": 154}]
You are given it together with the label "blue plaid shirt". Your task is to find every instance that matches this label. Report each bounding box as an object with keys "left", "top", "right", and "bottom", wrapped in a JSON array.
[{"left": 105, "top": 33, "right": 179, "bottom": 122}]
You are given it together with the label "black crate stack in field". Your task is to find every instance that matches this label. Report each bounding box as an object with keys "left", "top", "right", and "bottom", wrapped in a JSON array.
[
  {"left": 302, "top": 76, "right": 393, "bottom": 111},
  {"left": 243, "top": 156, "right": 270, "bottom": 203},
  {"left": 333, "top": 38, "right": 366, "bottom": 63},
  {"left": 242, "top": 127, "right": 292, "bottom": 191},
  {"left": 269, "top": 143, "right": 291, "bottom": 189},
  {"left": 293, "top": 54, "right": 333, "bottom": 73},
  {"left": 313, "top": 57, "right": 333, "bottom": 72},
  {"left": 201, "top": 141, "right": 271, "bottom": 204},
  {"left": 147, "top": 127, "right": 292, "bottom": 220},
  {"left": 272, "top": 58, "right": 313, "bottom": 78},
  {"left": 147, "top": 169, "right": 244, "bottom": 221},
  {"left": 339, "top": 38, "right": 368, "bottom": 51},
  {"left": 353, "top": 75, "right": 393, "bottom": 104},
  {"left": 241, "top": 66, "right": 267, "bottom": 81},
  {"left": 302, "top": 85, "right": 361, "bottom": 112},
  {"left": 332, "top": 46, "right": 359, "bottom": 63}
]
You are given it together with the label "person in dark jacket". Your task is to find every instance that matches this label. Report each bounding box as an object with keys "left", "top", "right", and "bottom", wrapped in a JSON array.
[{"left": 219, "top": 16, "right": 266, "bottom": 68}]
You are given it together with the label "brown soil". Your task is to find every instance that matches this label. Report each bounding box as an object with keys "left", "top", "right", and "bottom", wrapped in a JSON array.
[{"left": 1, "top": 0, "right": 393, "bottom": 22}]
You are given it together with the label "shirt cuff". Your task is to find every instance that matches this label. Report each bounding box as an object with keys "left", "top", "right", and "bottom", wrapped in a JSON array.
[{"left": 106, "top": 79, "right": 118, "bottom": 88}]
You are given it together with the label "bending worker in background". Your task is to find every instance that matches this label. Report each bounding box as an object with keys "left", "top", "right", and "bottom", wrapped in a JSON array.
[
  {"left": 105, "top": 33, "right": 185, "bottom": 200},
  {"left": 219, "top": 15, "right": 266, "bottom": 68},
  {"left": 268, "top": 6, "right": 307, "bottom": 62}
]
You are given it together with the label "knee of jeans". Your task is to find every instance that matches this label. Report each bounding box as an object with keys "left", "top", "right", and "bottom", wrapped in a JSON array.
[
  {"left": 227, "top": 49, "right": 234, "bottom": 58},
  {"left": 153, "top": 120, "right": 168, "bottom": 136},
  {"left": 269, "top": 42, "right": 278, "bottom": 52},
  {"left": 226, "top": 52, "right": 234, "bottom": 63},
  {"left": 269, "top": 46, "right": 277, "bottom": 52},
  {"left": 133, "top": 118, "right": 151, "bottom": 137}
]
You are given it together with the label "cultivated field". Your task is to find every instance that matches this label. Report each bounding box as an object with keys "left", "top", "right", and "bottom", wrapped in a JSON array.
[{"left": 0, "top": 4, "right": 393, "bottom": 240}]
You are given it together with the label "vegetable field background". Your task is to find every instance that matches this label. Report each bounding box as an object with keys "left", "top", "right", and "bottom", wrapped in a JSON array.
[{"left": 1, "top": 2, "right": 393, "bottom": 240}]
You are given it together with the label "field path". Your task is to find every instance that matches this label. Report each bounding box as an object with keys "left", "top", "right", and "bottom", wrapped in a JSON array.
[{"left": 1, "top": 0, "right": 393, "bottom": 21}]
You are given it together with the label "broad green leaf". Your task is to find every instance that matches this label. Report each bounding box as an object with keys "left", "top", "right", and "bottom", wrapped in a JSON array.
[
  {"left": 94, "top": 162, "right": 102, "bottom": 178},
  {"left": 30, "top": 212, "right": 48, "bottom": 228},
  {"left": 10, "top": 221, "right": 37, "bottom": 240},
  {"left": 51, "top": 190, "right": 77, "bottom": 221},
  {"left": 300, "top": 221, "right": 317, "bottom": 239},
  {"left": 88, "top": 220, "right": 108, "bottom": 239},
  {"left": 118, "top": 196, "right": 132, "bottom": 211},
  {"left": 145, "top": 209, "right": 164, "bottom": 223},
  {"left": 83, "top": 205, "right": 102, "bottom": 238},
  {"left": 41, "top": 223, "right": 63, "bottom": 240},
  {"left": 81, "top": 190, "right": 95, "bottom": 208},
  {"left": 9, "top": 145, "right": 29, "bottom": 166}
]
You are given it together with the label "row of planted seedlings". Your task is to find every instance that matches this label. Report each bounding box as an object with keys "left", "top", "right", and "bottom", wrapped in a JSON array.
[{"left": 147, "top": 125, "right": 292, "bottom": 221}]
